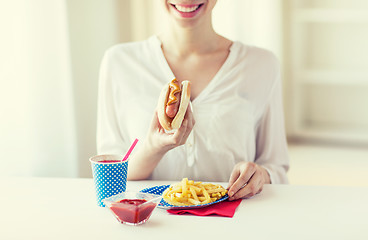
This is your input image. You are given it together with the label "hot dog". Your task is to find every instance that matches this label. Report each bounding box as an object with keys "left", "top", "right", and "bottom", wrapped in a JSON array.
[{"left": 157, "top": 79, "right": 191, "bottom": 131}]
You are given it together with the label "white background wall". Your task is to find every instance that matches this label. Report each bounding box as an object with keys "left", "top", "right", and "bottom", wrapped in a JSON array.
[
  {"left": 66, "top": 0, "right": 128, "bottom": 177},
  {"left": 0, "top": 0, "right": 77, "bottom": 177}
]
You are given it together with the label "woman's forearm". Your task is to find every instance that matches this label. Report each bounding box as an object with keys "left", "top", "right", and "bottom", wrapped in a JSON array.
[
  {"left": 127, "top": 107, "right": 195, "bottom": 180},
  {"left": 127, "top": 141, "right": 167, "bottom": 180}
]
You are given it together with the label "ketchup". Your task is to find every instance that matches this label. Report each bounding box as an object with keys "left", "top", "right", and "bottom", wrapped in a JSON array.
[{"left": 109, "top": 199, "right": 157, "bottom": 224}]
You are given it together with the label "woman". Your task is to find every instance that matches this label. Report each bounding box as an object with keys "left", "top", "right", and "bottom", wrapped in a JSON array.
[{"left": 97, "top": 0, "right": 289, "bottom": 200}]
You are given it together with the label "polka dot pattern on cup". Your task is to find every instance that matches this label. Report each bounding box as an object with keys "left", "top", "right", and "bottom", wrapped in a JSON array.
[{"left": 91, "top": 161, "right": 128, "bottom": 207}]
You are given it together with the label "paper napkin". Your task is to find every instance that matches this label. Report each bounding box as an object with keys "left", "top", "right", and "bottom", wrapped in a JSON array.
[{"left": 167, "top": 199, "right": 242, "bottom": 218}]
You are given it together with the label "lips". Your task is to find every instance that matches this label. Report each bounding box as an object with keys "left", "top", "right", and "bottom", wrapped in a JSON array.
[
  {"left": 174, "top": 4, "right": 202, "bottom": 12},
  {"left": 170, "top": 3, "right": 204, "bottom": 18}
]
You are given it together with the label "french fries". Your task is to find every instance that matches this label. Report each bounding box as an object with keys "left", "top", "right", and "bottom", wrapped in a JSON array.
[{"left": 162, "top": 178, "right": 228, "bottom": 206}]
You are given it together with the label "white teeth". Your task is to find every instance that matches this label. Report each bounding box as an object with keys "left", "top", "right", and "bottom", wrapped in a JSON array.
[{"left": 175, "top": 5, "right": 200, "bottom": 13}]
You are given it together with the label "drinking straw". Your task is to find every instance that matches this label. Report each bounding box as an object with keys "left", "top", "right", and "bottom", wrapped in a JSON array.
[{"left": 122, "top": 138, "right": 139, "bottom": 161}]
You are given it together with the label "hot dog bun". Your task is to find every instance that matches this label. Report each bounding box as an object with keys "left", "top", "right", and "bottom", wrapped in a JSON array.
[{"left": 157, "top": 80, "right": 191, "bottom": 131}]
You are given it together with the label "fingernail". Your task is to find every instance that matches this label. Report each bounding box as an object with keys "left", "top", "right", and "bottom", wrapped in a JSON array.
[{"left": 229, "top": 191, "right": 234, "bottom": 197}]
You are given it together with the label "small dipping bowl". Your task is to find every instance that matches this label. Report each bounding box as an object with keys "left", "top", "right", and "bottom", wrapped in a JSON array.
[{"left": 103, "top": 192, "right": 162, "bottom": 225}]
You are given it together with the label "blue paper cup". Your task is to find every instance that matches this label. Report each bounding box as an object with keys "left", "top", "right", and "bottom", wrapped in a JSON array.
[{"left": 90, "top": 154, "right": 128, "bottom": 207}]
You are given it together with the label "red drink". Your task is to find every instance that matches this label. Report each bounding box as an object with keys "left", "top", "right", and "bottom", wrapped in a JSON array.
[
  {"left": 109, "top": 199, "right": 157, "bottom": 225},
  {"left": 97, "top": 160, "right": 121, "bottom": 163}
]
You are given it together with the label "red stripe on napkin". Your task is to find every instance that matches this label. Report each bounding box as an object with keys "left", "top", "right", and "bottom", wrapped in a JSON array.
[{"left": 167, "top": 199, "right": 242, "bottom": 218}]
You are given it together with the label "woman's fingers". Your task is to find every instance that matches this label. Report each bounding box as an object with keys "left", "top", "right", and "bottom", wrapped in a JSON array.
[
  {"left": 230, "top": 170, "right": 263, "bottom": 200},
  {"left": 168, "top": 106, "right": 194, "bottom": 146},
  {"left": 228, "top": 167, "right": 241, "bottom": 190},
  {"left": 179, "top": 107, "right": 195, "bottom": 142},
  {"left": 172, "top": 119, "right": 188, "bottom": 143},
  {"left": 227, "top": 162, "right": 269, "bottom": 200},
  {"left": 228, "top": 162, "right": 256, "bottom": 198},
  {"left": 148, "top": 105, "right": 195, "bottom": 152}
]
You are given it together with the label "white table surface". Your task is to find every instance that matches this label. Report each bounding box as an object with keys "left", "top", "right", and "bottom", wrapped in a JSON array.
[{"left": 1, "top": 177, "right": 367, "bottom": 240}]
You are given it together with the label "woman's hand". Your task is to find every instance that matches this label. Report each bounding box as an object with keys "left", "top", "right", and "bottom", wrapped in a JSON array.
[
  {"left": 127, "top": 106, "right": 195, "bottom": 180},
  {"left": 227, "top": 162, "right": 271, "bottom": 201},
  {"left": 146, "top": 106, "right": 195, "bottom": 155}
]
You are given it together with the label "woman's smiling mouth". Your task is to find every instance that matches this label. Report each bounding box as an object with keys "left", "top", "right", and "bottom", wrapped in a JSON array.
[
  {"left": 170, "top": 3, "right": 204, "bottom": 17},
  {"left": 173, "top": 4, "right": 203, "bottom": 13}
]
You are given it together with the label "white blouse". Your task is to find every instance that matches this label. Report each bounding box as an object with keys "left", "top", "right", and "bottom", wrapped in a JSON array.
[{"left": 97, "top": 36, "right": 289, "bottom": 184}]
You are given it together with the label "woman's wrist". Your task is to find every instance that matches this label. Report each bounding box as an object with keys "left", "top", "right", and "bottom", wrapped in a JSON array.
[
  {"left": 262, "top": 167, "right": 271, "bottom": 184},
  {"left": 261, "top": 166, "right": 271, "bottom": 184},
  {"left": 143, "top": 138, "right": 168, "bottom": 161},
  {"left": 127, "top": 140, "right": 166, "bottom": 180}
]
